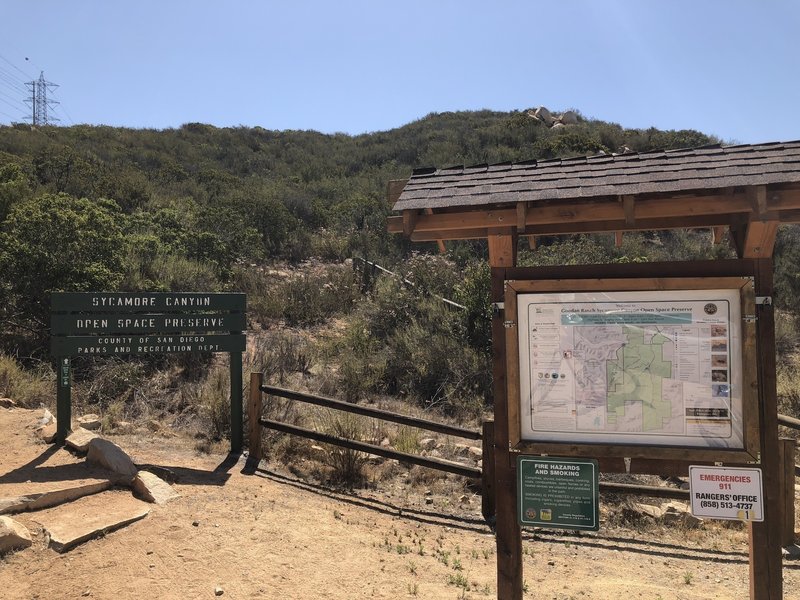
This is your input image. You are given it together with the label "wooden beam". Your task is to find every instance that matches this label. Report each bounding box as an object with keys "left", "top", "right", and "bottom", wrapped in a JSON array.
[
  {"left": 424, "top": 208, "right": 446, "bottom": 254},
  {"left": 490, "top": 267, "right": 523, "bottom": 600},
  {"left": 749, "top": 259, "right": 783, "bottom": 599},
  {"left": 402, "top": 210, "right": 418, "bottom": 237},
  {"left": 615, "top": 231, "right": 623, "bottom": 247},
  {"left": 488, "top": 228, "right": 517, "bottom": 268},
  {"left": 527, "top": 235, "right": 536, "bottom": 250},
  {"left": 393, "top": 213, "right": 740, "bottom": 242},
  {"left": 622, "top": 195, "right": 635, "bottom": 226},
  {"left": 743, "top": 219, "right": 779, "bottom": 258},
  {"left": 712, "top": 226, "right": 726, "bottom": 244},
  {"left": 516, "top": 202, "right": 528, "bottom": 233},
  {"left": 386, "top": 179, "right": 408, "bottom": 207},
  {"left": 747, "top": 185, "right": 769, "bottom": 216},
  {"left": 388, "top": 193, "right": 753, "bottom": 235}
]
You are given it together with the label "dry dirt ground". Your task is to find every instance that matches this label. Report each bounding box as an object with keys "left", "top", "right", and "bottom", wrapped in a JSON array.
[{"left": 1, "top": 407, "right": 799, "bottom": 600}]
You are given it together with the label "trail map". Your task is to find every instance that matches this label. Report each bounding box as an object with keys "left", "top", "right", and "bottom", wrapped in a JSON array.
[{"left": 517, "top": 290, "right": 744, "bottom": 448}]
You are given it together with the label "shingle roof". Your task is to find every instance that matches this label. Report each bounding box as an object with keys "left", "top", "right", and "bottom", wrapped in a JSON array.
[{"left": 392, "top": 141, "right": 800, "bottom": 212}]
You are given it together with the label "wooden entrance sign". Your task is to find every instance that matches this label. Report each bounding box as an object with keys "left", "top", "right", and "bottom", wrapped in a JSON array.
[{"left": 50, "top": 292, "right": 246, "bottom": 452}]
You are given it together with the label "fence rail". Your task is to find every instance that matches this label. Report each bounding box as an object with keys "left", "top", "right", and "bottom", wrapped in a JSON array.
[
  {"left": 249, "top": 375, "right": 797, "bottom": 538},
  {"left": 261, "top": 384, "right": 481, "bottom": 441}
]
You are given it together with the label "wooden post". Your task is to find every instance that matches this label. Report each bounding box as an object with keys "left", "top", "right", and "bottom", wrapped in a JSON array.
[
  {"left": 482, "top": 420, "right": 496, "bottom": 524},
  {"left": 749, "top": 259, "right": 783, "bottom": 599},
  {"left": 491, "top": 261, "right": 523, "bottom": 600},
  {"left": 779, "top": 437, "right": 796, "bottom": 547},
  {"left": 248, "top": 372, "right": 264, "bottom": 462},
  {"left": 229, "top": 351, "right": 243, "bottom": 453}
]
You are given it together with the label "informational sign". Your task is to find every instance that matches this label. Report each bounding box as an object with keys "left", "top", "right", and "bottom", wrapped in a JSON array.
[
  {"left": 49, "top": 292, "right": 247, "bottom": 451},
  {"left": 50, "top": 292, "right": 246, "bottom": 356},
  {"left": 517, "top": 289, "right": 743, "bottom": 448},
  {"left": 689, "top": 466, "right": 763, "bottom": 522},
  {"left": 517, "top": 456, "right": 599, "bottom": 530}
]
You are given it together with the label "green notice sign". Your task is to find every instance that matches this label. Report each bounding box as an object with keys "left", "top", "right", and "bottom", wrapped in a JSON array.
[{"left": 517, "top": 456, "right": 599, "bottom": 531}]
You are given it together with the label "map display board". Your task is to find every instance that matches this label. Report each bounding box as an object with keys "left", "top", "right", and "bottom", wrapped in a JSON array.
[{"left": 517, "top": 289, "right": 743, "bottom": 448}]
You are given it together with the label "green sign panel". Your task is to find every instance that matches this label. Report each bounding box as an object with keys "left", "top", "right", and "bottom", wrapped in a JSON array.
[
  {"left": 517, "top": 456, "right": 599, "bottom": 531},
  {"left": 51, "top": 334, "right": 246, "bottom": 356},
  {"left": 51, "top": 292, "right": 246, "bottom": 312},
  {"left": 51, "top": 312, "right": 246, "bottom": 335}
]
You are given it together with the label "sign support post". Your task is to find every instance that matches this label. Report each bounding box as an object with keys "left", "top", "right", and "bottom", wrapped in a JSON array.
[
  {"left": 229, "top": 350, "right": 243, "bottom": 453},
  {"left": 56, "top": 356, "right": 71, "bottom": 444},
  {"left": 750, "top": 259, "right": 782, "bottom": 599}
]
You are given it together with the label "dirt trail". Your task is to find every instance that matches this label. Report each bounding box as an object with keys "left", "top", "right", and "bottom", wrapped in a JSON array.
[{"left": 1, "top": 408, "right": 798, "bottom": 599}]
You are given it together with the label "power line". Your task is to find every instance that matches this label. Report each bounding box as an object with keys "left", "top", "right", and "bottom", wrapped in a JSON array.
[
  {"left": 0, "top": 69, "right": 28, "bottom": 94},
  {"left": 0, "top": 107, "right": 23, "bottom": 121},
  {"left": 0, "top": 52, "right": 34, "bottom": 82}
]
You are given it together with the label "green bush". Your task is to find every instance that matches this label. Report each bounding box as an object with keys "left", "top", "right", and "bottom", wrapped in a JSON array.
[{"left": 0, "top": 193, "right": 127, "bottom": 353}]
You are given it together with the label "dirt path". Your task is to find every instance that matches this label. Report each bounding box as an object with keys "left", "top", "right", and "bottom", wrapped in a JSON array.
[{"left": 1, "top": 408, "right": 798, "bottom": 599}]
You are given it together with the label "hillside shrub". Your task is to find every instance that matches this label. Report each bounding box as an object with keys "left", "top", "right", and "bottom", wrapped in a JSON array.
[{"left": 0, "top": 354, "right": 53, "bottom": 408}]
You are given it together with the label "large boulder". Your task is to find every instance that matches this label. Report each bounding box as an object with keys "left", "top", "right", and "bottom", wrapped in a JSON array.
[
  {"left": 86, "top": 439, "right": 138, "bottom": 484},
  {"left": 559, "top": 110, "right": 579, "bottom": 125},
  {"left": 533, "top": 106, "right": 555, "bottom": 125},
  {"left": 0, "top": 516, "right": 32, "bottom": 553}
]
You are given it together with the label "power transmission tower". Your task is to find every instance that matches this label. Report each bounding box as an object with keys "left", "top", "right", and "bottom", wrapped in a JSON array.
[{"left": 25, "top": 71, "right": 59, "bottom": 125}]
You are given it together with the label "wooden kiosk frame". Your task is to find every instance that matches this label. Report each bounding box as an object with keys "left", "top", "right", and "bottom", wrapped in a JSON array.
[{"left": 387, "top": 141, "right": 800, "bottom": 599}]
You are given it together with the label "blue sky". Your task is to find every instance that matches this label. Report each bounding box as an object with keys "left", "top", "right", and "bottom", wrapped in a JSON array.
[{"left": 1, "top": 1, "right": 798, "bottom": 143}]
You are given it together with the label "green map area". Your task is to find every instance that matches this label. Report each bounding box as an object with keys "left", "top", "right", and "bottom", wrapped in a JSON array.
[{"left": 606, "top": 325, "right": 673, "bottom": 431}]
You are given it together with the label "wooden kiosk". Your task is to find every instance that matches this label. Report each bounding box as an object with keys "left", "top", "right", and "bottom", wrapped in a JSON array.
[{"left": 387, "top": 141, "right": 800, "bottom": 600}]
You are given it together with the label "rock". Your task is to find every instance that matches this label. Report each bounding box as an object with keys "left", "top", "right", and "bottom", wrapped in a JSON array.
[
  {"left": 468, "top": 446, "right": 483, "bottom": 459},
  {"left": 425, "top": 497, "right": 433, "bottom": 505},
  {"left": 35, "top": 422, "right": 57, "bottom": 443},
  {"left": 146, "top": 419, "right": 161, "bottom": 433},
  {"left": 0, "top": 516, "right": 32, "bottom": 553},
  {"left": 38, "top": 491, "right": 150, "bottom": 553},
  {"left": 39, "top": 408, "right": 54, "bottom": 426},
  {"left": 215, "top": 587, "right": 224, "bottom": 596},
  {"left": 630, "top": 502, "right": 664, "bottom": 520},
  {"left": 782, "top": 544, "right": 800, "bottom": 559},
  {"left": 559, "top": 110, "right": 579, "bottom": 125},
  {"left": 132, "top": 471, "right": 179, "bottom": 505},
  {"left": 419, "top": 438, "right": 437, "bottom": 451},
  {"left": 86, "top": 438, "right": 138, "bottom": 484},
  {"left": 453, "top": 444, "right": 471, "bottom": 457},
  {"left": 551, "top": 122, "right": 565, "bottom": 129},
  {"left": 661, "top": 501, "right": 700, "bottom": 527},
  {"left": 0, "top": 397, "right": 16, "bottom": 409},
  {"left": 533, "top": 106, "right": 555, "bottom": 126},
  {"left": 66, "top": 428, "right": 101, "bottom": 453},
  {"left": 77, "top": 414, "right": 102, "bottom": 431},
  {"left": 379, "top": 437, "right": 391, "bottom": 447}
]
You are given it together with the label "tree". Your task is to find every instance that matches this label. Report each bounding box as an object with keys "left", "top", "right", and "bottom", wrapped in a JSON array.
[{"left": 0, "top": 193, "right": 126, "bottom": 352}]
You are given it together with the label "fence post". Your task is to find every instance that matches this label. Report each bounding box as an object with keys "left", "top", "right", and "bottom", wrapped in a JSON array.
[
  {"left": 248, "top": 372, "right": 264, "bottom": 462},
  {"left": 482, "top": 420, "right": 496, "bottom": 524},
  {"left": 780, "top": 437, "right": 796, "bottom": 546}
]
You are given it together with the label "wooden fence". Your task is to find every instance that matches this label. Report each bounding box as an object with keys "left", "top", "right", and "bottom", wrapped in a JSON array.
[{"left": 249, "top": 373, "right": 797, "bottom": 542}]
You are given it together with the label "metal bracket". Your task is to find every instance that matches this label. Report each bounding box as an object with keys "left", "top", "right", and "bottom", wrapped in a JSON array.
[
  {"left": 492, "top": 302, "right": 504, "bottom": 317},
  {"left": 503, "top": 321, "right": 516, "bottom": 329},
  {"left": 744, "top": 315, "right": 757, "bottom": 323},
  {"left": 755, "top": 296, "right": 772, "bottom": 306}
]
